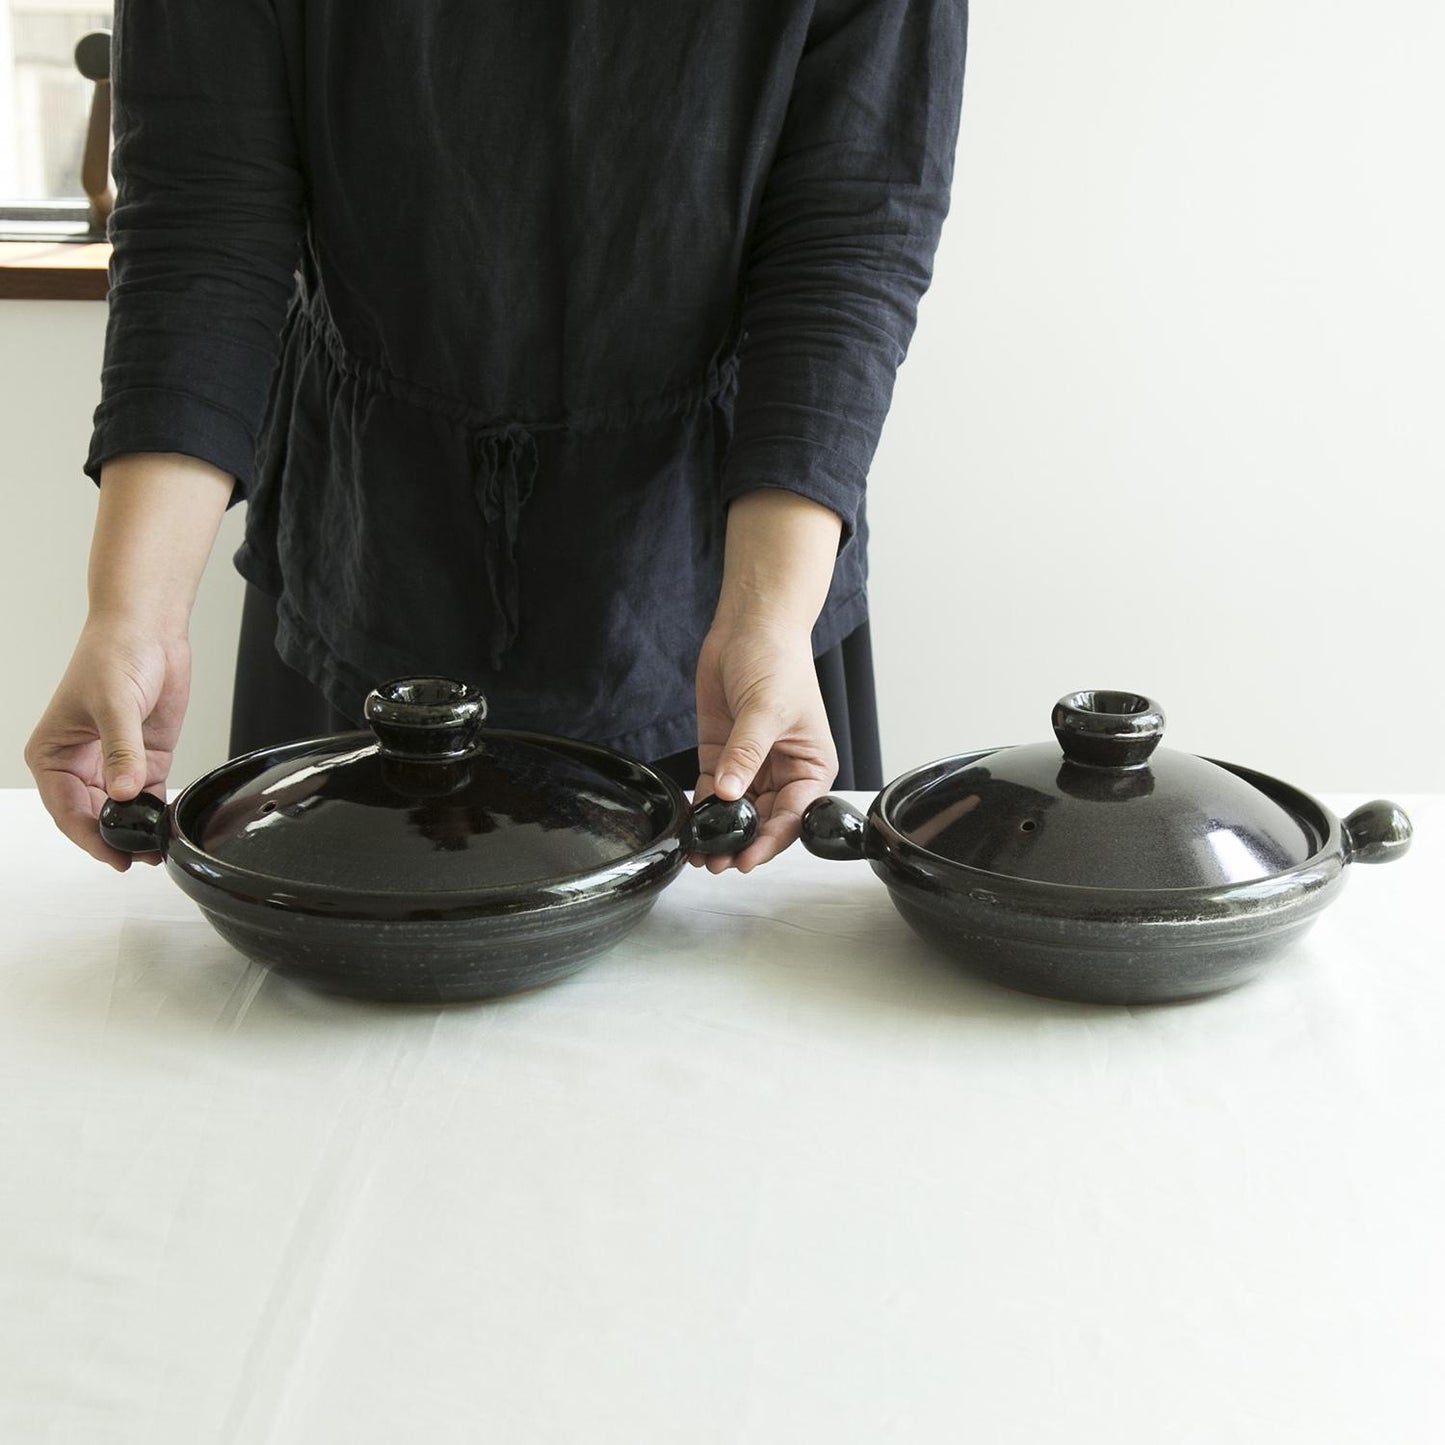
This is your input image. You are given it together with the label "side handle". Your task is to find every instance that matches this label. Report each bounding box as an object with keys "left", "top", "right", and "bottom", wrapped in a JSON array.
[
  {"left": 686, "top": 795, "right": 760, "bottom": 855},
  {"left": 1341, "top": 800, "right": 1412, "bottom": 865},
  {"left": 799, "top": 796, "right": 869, "bottom": 861},
  {"left": 98, "top": 792, "right": 170, "bottom": 855}
]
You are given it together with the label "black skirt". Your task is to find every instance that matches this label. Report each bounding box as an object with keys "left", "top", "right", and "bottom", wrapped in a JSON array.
[{"left": 229, "top": 584, "right": 882, "bottom": 790}]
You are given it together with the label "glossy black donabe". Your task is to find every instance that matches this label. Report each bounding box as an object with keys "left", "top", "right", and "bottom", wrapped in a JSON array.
[
  {"left": 99, "top": 677, "right": 757, "bottom": 1003},
  {"left": 801, "top": 690, "right": 1412, "bottom": 1004}
]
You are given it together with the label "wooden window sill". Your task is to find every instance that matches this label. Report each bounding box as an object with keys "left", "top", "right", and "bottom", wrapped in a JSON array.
[{"left": 0, "top": 242, "right": 111, "bottom": 301}]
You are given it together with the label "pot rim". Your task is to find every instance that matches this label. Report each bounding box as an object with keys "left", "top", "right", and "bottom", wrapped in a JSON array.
[
  {"left": 871, "top": 748, "right": 1345, "bottom": 909},
  {"left": 163, "top": 729, "right": 693, "bottom": 921}
]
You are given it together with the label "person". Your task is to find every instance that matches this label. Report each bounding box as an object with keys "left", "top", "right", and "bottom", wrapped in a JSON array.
[{"left": 26, "top": 1, "right": 968, "bottom": 875}]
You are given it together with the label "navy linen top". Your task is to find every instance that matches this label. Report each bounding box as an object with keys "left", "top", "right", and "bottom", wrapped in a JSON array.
[{"left": 87, "top": 0, "right": 967, "bottom": 761}]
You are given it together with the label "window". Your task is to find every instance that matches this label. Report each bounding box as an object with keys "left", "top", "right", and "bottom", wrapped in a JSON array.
[{"left": 1, "top": 1, "right": 113, "bottom": 238}]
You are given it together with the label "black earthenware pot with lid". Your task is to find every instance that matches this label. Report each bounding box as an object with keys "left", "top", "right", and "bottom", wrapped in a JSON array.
[
  {"left": 800, "top": 690, "right": 1412, "bottom": 1004},
  {"left": 98, "top": 677, "right": 758, "bottom": 1003}
]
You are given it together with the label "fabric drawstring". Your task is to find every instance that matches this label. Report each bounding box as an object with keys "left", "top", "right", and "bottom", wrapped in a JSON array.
[{"left": 470, "top": 422, "right": 539, "bottom": 669}]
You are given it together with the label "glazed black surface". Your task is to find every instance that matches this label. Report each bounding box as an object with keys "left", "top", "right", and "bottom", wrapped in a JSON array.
[
  {"left": 194, "top": 732, "right": 666, "bottom": 893},
  {"left": 803, "top": 759, "right": 1402, "bottom": 1003},
  {"left": 1050, "top": 690, "right": 1167, "bottom": 770},
  {"left": 888, "top": 744, "right": 1321, "bottom": 890},
  {"left": 799, "top": 794, "right": 869, "bottom": 862},
  {"left": 96, "top": 678, "right": 758, "bottom": 1003},
  {"left": 362, "top": 677, "right": 488, "bottom": 761},
  {"left": 195, "top": 882, "right": 666, "bottom": 1003},
  {"left": 882, "top": 690, "right": 1320, "bottom": 891},
  {"left": 799, "top": 687, "right": 1413, "bottom": 1004}
]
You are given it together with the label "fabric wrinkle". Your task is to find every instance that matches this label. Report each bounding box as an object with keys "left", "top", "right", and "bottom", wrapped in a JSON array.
[{"left": 87, "top": 2, "right": 968, "bottom": 758}]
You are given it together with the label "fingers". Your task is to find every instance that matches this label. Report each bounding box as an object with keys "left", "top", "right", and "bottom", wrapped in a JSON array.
[
  {"left": 32, "top": 768, "right": 135, "bottom": 871},
  {"left": 713, "top": 704, "right": 779, "bottom": 802},
  {"left": 724, "top": 773, "right": 829, "bottom": 874},
  {"left": 27, "top": 620, "right": 185, "bottom": 867},
  {"left": 687, "top": 774, "right": 833, "bottom": 875},
  {"left": 690, "top": 620, "right": 836, "bottom": 873},
  {"left": 691, "top": 808, "right": 793, "bottom": 875},
  {"left": 92, "top": 694, "right": 150, "bottom": 801}
]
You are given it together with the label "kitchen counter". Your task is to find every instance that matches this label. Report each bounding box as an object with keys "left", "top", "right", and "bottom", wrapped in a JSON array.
[{"left": 2, "top": 788, "right": 1440, "bottom": 1444}]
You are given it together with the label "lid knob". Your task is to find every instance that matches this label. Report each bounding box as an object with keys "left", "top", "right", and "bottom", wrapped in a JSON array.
[
  {"left": 364, "top": 677, "right": 488, "bottom": 761},
  {"left": 1051, "top": 690, "right": 1165, "bottom": 770}
]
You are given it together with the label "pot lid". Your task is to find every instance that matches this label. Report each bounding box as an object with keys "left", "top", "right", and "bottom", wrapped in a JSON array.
[
  {"left": 886, "top": 691, "right": 1324, "bottom": 889},
  {"left": 180, "top": 678, "right": 676, "bottom": 893}
]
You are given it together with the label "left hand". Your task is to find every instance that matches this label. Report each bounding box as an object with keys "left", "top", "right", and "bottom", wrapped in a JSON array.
[{"left": 693, "top": 615, "right": 838, "bottom": 872}]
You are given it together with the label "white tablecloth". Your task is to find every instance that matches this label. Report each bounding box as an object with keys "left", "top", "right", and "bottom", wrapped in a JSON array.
[{"left": 2, "top": 788, "right": 1440, "bottom": 1444}]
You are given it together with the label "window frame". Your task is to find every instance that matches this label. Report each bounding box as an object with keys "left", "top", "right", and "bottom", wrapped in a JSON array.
[{"left": 0, "top": 197, "right": 94, "bottom": 239}]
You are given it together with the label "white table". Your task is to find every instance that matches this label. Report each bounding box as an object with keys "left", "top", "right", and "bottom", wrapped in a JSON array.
[{"left": 2, "top": 789, "right": 1440, "bottom": 1445}]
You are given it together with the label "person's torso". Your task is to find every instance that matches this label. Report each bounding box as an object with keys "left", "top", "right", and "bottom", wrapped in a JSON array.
[{"left": 274, "top": 0, "right": 816, "bottom": 415}]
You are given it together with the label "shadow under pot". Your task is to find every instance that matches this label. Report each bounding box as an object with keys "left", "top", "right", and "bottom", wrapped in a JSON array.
[
  {"left": 99, "top": 678, "right": 757, "bottom": 1004},
  {"left": 801, "top": 689, "right": 1412, "bottom": 1005}
]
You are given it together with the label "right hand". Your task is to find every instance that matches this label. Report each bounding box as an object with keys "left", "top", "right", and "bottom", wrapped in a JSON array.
[{"left": 25, "top": 616, "right": 192, "bottom": 870}]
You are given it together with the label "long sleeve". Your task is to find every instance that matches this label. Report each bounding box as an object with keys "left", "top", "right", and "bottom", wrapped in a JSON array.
[
  {"left": 722, "top": 0, "right": 968, "bottom": 541},
  {"left": 84, "top": 0, "right": 305, "bottom": 498}
]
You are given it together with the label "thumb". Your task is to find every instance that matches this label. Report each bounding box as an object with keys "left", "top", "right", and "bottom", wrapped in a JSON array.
[
  {"left": 714, "top": 706, "right": 778, "bottom": 801},
  {"left": 95, "top": 696, "right": 148, "bottom": 801}
]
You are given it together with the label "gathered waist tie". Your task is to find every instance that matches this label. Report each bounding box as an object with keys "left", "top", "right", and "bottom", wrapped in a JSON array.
[
  {"left": 470, "top": 421, "right": 542, "bottom": 670},
  {"left": 289, "top": 287, "right": 742, "bottom": 667}
]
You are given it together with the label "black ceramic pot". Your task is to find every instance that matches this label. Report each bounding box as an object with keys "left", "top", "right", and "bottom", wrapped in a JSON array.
[
  {"left": 99, "top": 678, "right": 757, "bottom": 1003},
  {"left": 800, "top": 690, "right": 1413, "bottom": 1004}
]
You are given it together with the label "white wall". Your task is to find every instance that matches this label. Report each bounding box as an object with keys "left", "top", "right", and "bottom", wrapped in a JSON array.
[
  {"left": 0, "top": 301, "right": 249, "bottom": 792},
  {"left": 872, "top": 0, "right": 1443, "bottom": 793},
  {"left": 3, "top": 0, "right": 1441, "bottom": 798}
]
